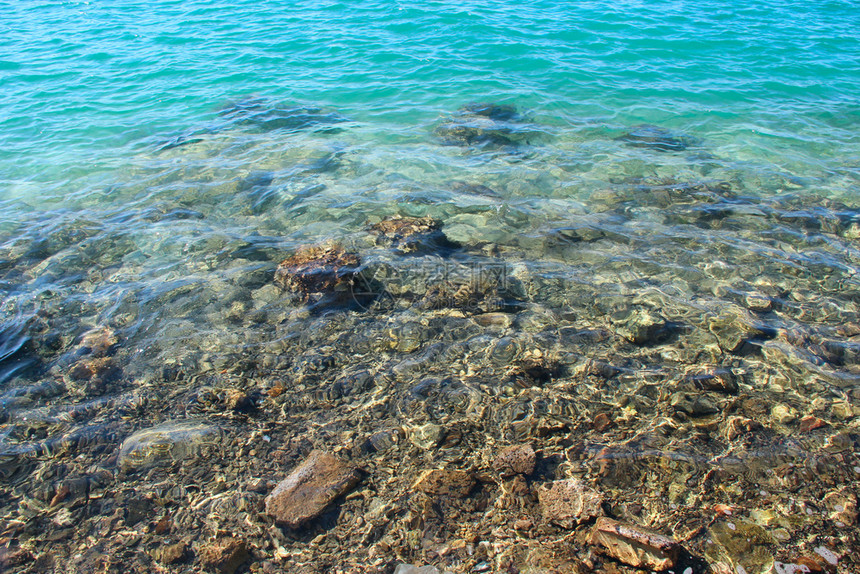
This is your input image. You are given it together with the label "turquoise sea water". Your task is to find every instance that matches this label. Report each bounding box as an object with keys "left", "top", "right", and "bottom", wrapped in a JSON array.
[{"left": 2, "top": 1, "right": 860, "bottom": 572}]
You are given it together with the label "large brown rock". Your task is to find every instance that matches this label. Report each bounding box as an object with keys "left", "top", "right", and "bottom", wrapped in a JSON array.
[
  {"left": 265, "top": 450, "right": 362, "bottom": 528},
  {"left": 590, "top": 517, "right": 680, "bottom": 571},
  {"left": 537, "top": 478, "right": 603, "bottom": 527}
]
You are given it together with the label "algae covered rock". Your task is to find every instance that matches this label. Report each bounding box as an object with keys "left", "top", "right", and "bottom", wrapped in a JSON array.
[
  {"left": 368, "top": 215, "right": 459, "bottom": 254},
  {"left": 274, "top": 244, "right": 361, "bottom": 300}
]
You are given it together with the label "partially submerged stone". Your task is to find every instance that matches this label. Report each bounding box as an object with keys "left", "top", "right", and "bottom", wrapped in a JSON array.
[
  {"left": 274, "top": 244, "right": 360, "bottom": 299},
  {"left": 590, "top": 517, "right": 680, "bottom": 571},
  {"left": 537, "top": 478, "right": 603, "bottom": 527},
  {"left": 413, "top": 469, "right": 475, "bottom": 498},
  {"left": 265, "top": 450, "right": 362, "bottom": 528},
  {"left": 118, "top": 420, "right": 222, "bottom": 470},
  {"left": 492, "top": 444, "right": 536, "bottom": 477}
]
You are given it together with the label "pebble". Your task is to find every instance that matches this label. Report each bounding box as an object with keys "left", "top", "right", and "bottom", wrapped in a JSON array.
[{"left": 265, "top": 450, "right": 362, "bottom": 528}]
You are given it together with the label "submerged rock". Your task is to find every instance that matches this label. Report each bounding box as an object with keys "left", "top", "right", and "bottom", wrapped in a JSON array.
[
  {"left": 274, "top": 244, "right": 361, "bottom": 300},
  {"left": 615, "top": 124, "right": 699, "bottom": 152},
  {"left": 118, "top": 420, "right": 222, "bottom": 470},
  {"left": 368, "top": 215, "right": 459, "bottom": 254},
  {"left": 219, "top": 97, "right": 347, "bottom": 133},
  {"left": 265, "top": 450, "right": 362, "bottom": 528},
  {"left": 413, "top": 468, "right": 475, "bottom": 498},
  {"left": 590, "top": 517, "right": 681, "bottom": 571},
  {"left": 198, "top": 537, "right": 249, "bottom": 574},
  {"left": 705, "top": 519, "right": 775, "bottom": 574},
  {"left": 459, "top": 102, "right": 519, "bottom": 121},
  {"left": 537, "top": 478, "right": 603, "bottom": 527},
  {"left": 612, "top": 308, "right": 669, "bottom": 345},
  {"left": 492, "top": 444, "right": 536, "bottom": 477},
  {"left": 435, "top": 102, "right": 541, "bottom": 148}
]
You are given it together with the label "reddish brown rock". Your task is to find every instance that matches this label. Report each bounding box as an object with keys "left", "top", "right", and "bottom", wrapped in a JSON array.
[
  {"left": 799, "top": 416, "right": 828, "bottom": 432},
  {"left": 592, "top": 413, "right": 613, "bottom": 432},
  {"left": 537, "top": 478, "right": 603, "bottom": 527},
  {"left": 273, "top": 244, "right": 360, "bottom": 297},
  {"left": 492, "top": 444, "right": 536, "bottom": 477},
  {"left": 414, "top": 469, "right": 475, "bottom": 498},
  {"left": 265, "top": 450, "right": 362, "bottom": 528},
  {"left": 198, "top": 537, "right": 248, "bottom": 574},
  {"left": 590, "top": 517, "right": 680, "bottom": 571}
]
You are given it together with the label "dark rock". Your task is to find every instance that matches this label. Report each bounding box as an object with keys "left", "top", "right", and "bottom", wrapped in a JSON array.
[
  {"left": 537, "top": 478, "right": 603, "bottom": 527},
  {"left": 273, "top": 244, "right": 360, "bottom": 300},
  {"left": 435, "top": 102, "right": 541, "bottom": 148},
  {"left": 458, "top": 102, "right": 519, "bottom": 122},
  {"left": 198, "top": 537, "right": 249, "bottom": 574},
  {"left": 683, "top": 367, "right": 739, "bottom": 394},
  {"left": 670, "top": 392, "right": 720, "bottom": 417},
  {"left": 590, "top": 517, "right": 680, "bottom": 571},
  {"left": 219, "top": 97, "right": 347, "bottom": 134},
  {"left": 265, "top": 450, "right": 362, "bottom": 528},
  {"left": 413, "top": 468, "right": 475, "bottom": 498},
  {"left": 615, "top": 124, "right": 698, "bottom": 152},
  {"left": 708, "top": 310, "right": 771, "bottom": 354},
  {"left": 492, "top": 444, "right": 536, "bottom": 477}
]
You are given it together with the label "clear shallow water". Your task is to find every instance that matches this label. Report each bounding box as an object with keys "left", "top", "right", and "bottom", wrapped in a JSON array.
[{"left": 1, "top": 1, "right": 860, "bottom": 572}]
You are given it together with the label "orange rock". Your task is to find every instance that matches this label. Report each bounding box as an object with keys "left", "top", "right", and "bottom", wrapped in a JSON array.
[{"left": 799, "top": 416, "right": 828, "bottom": 432}]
